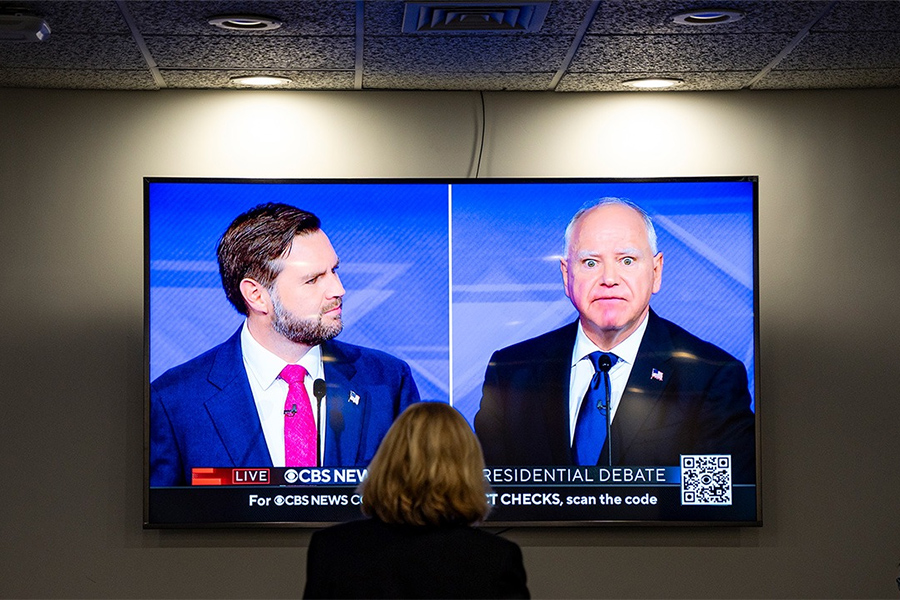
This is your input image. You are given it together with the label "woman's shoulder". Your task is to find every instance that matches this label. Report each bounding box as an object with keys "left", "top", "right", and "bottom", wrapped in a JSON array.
[
  {"left": 453, "top": 525, "right": 520, "bottom": 546},
  {"left": 421, "top": 524, "right": 524, "bottom": 559},
  {"left": 312, "top": 519, "right": 517, "bottom": 549},
  {"left": 310, "top": 517, "right": 381, "bottom": 542}
]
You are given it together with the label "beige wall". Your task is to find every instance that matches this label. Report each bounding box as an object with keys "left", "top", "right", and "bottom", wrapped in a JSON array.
[{"left": 1, "top": 87, "right": 898, "bottom": 598}]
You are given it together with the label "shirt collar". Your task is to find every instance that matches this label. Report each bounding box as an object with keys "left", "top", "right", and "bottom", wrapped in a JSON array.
[
  {"left": 240, "top": 320, "right": 324, "bottom": 390},
  {"left": 572, "top": 311, "right": 650, "bottom": 368}
]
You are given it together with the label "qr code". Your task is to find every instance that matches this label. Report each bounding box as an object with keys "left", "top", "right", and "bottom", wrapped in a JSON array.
[{"left": 681, "top": 455, "right": 732, "bottom": 505}]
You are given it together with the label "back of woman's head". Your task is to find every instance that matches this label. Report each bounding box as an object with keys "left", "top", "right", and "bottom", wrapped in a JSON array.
[{"left": 360, "top": 402, "right": 490, "bottom": 526}]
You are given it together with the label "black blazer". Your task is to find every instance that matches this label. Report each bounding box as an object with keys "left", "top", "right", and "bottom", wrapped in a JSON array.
[
  {"left": 474, "top": 310, "right": 756, "bottom": 484},
  {"left": 303, "top": 518, "right": 529, "bottom": 599}
]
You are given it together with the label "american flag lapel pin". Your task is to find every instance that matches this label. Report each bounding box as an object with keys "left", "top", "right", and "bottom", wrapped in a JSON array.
[
  {"left": 349, "top": 391, "right": 360, "bottom": 405},
  {"left": 651, "top": 368, "right": 664, "bottom": 382}
]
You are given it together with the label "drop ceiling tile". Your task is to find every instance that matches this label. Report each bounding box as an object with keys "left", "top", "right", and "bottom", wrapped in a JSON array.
[
  {"left": 365, "top": 0, "right": 417, "bottom": 35},
  {"left": 365, "top": 35, "right": 572, "bottom": 72},
  {"left": 144, "top": 34, "right": 355, "bottom": 69},
  {"left": 570, "top": 33, "right": 795, "bottom": 72},
  {"left": 754, "top": 68, "right": 900, "bottom": 90},
  {"left": 0, "top": 68, "right": 157, "bottom": 89},
  {"left": 364, "top": 71, "right": 553, "bottom": 90},
  {"left": 814, "top": 1, "right": 900, "bottom": 31},
  {"left": 536, "top": 0, "right": 601, "bottom": 34},
  {"left": 778, "top": 32, "right": 900, "bottom": 70},
  {"left": 0, "top": 34, "right": 146, "bottom": 69}
]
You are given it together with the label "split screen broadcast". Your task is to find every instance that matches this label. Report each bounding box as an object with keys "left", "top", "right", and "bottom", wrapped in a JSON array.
[{"left": 145, "top": 178, "right": 759, "bottom": 527}]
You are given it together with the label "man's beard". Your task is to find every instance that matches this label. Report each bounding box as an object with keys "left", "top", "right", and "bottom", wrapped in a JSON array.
[{"left": 270, "top": 290, "right": 343, "bottom": 346}]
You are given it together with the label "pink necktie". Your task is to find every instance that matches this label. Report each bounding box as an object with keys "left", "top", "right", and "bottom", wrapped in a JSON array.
[{"left": 279, "top": 364, "right": 317, "bottom": 467}]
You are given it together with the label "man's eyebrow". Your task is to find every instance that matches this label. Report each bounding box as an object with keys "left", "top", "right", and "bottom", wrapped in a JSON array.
[
  {"left": 575, "top": 247, "right": 644, "bottom": 259},
  {"left": 304, "top": 258, "right": 340, "bottom": 281},
  {"left": 282, "top": 267, "right": 316, "bottom": 283},
  {"left": 284, "top": 255, "right": 340, "bottom": 279}
]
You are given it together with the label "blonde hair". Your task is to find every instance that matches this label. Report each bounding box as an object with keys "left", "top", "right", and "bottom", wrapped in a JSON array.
[{"left": 360, "top": 402, "right": 490, "bottom": 526}]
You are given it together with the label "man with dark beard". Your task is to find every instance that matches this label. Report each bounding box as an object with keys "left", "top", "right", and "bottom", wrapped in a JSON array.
[{"left": 150, "top": 203, "right": 420, "bottom": 486}]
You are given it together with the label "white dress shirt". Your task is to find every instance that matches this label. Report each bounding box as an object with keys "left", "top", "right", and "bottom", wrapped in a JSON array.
[
  {"left": 240, "top": 321, "right": 326, "bottom": 466},
  {"left": 568, "top": 313, "right": 650, "bottom": 445}
]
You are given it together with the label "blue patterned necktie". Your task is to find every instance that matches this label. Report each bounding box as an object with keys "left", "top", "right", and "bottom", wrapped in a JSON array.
[{"left": 573, "top": 351, "right": 619, "bottom": 466}]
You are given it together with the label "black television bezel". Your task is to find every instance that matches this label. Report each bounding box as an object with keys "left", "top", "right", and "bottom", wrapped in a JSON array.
[{"left": 143, "top": 175, "right": 761, "bottom": 529}]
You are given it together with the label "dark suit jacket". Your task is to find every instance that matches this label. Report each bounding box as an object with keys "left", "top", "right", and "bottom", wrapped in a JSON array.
[
  {"left": 474, "top": 310, "right": 756, "bottom": 484},
  {"left": 150, "top": 328, "right": 420, "bottom": 486},
  {"left": 303, "top": 518, "right": 529, "bottom": 599}
]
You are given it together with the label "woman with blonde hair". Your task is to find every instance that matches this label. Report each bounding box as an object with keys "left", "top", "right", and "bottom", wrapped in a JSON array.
[{"left": 303, "top": 402, "right": 529, "bottom": 599}]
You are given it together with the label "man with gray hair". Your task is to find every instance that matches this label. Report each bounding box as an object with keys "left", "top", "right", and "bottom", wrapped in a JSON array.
[{"left": 474, "top": 198, "right": 756, "bottom": 484}]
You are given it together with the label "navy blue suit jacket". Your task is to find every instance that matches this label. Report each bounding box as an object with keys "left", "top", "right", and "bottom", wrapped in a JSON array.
[
  {"left": 474, "top": 310, "right": 756, "bottom": 484},
  {"left": 150, "top": 328, "right": 420, "bottom": 486}
]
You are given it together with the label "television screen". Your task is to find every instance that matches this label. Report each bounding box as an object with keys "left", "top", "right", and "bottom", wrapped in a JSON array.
[{"left": 145, "top": 177, "right": 760, "bottom": 527}]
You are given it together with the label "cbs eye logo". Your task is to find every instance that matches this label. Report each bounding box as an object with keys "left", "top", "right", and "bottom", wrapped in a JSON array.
[{"left": 284, "top": 469, "right": 300, "bottom": 484}]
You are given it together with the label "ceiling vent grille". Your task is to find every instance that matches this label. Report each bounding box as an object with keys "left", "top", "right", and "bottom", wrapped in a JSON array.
[{"left": 402, "top": 2, "right": 549, "bottom": 34}]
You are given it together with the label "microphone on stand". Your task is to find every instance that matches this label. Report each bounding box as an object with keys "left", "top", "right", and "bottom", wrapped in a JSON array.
[
  {"left": 596, "top": 354, "right": 613, "bottom": 468},
  {"left": 313, "top": 379, "right": 326, "bottom": 467}
]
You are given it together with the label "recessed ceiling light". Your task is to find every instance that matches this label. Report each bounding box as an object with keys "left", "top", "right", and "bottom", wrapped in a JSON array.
[
  {"left": 231, "top": 75, "right": 292, "bottom": 87},
  {"left": 671, "top": 8, "right": 744, "bottom": 26},
  {"left": 0, "top": 14, "right": 51, "bottom": 41},
  {"left": 208, "top": 14, "right": 282, "bottom": 31},
  {"left": 623, "top": 78, "right": 684, "bottom": 89}
]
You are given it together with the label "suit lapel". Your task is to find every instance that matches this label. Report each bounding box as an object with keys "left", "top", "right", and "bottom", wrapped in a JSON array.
[
  {"left": 610, "top": 310, "right": 672, "bottom": 464},
  {"left": 204, "top": 328, "right": 272, "bottom": 467},
  {"left": 540, "top": 323, "right": 579, "bottom": 464},
  {"left": 321, "top": 341, "right": 363, "bottom": 466}
]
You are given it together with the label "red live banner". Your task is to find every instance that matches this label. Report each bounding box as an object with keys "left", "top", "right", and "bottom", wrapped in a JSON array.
[{"left": 191, "top": 468, "right": 271, "bottom": 486}]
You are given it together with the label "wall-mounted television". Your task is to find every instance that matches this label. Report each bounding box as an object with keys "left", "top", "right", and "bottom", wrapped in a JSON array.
[{"left": 145, "top": 177, "right": 760, "bottom": 527}]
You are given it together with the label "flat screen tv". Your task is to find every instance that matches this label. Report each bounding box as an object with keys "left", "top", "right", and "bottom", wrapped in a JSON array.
[{"left": 145, "top": 177, "right": 760, "bottom": 527}]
